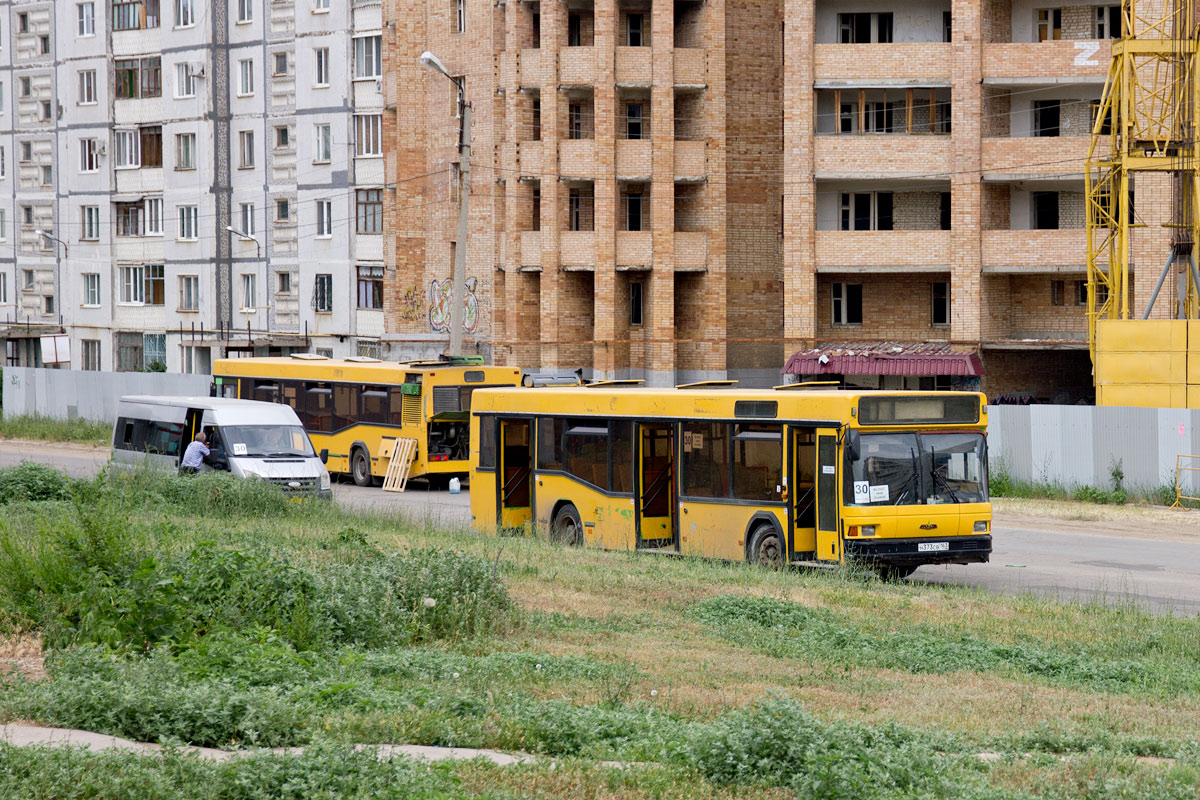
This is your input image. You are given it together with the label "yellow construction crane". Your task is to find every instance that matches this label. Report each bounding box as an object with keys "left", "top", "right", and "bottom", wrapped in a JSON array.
[{"left": 1087, "top": 0, "right": 1200, "bottom": 406}]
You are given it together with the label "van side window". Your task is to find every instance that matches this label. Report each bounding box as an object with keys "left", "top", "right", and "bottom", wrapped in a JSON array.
[{"left": 115, "top": 417, "right": 151, "bottom": 452}]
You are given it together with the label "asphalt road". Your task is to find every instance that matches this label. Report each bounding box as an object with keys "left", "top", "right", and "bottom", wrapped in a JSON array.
[{"left": 3, "top": 441, "right": 1199, "bottom": 614}]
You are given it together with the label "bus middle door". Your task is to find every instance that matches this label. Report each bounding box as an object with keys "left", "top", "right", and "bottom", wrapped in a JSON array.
[
  {"left": 815, "top": 427, "right": 841, "bottom": 562},
  {"left": 498, "top": 418, "right": 533, "bottom": 530},
  {"left": 636, "top": 423, "right": 676, "bottom": 549}
]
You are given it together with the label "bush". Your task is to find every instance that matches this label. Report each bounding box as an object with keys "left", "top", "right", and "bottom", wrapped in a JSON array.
[
  {"left": 97, "top": 468, "right": 298, "bottom": 519},
  {"left": 0, "top": 462, "right": 75, "bottom": 504}
]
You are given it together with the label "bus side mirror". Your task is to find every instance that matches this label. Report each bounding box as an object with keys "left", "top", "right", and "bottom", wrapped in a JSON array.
[
  {"left": 319, "top": 448, "right": 329, "bottom": 464},
  {"left": 846, "top": 430, "right": 861, "bottom": 461}
]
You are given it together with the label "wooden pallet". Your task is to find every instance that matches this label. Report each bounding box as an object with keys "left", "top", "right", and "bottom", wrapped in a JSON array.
[{"left": 380, "top": 437, "right": 419, "bottom": 492}]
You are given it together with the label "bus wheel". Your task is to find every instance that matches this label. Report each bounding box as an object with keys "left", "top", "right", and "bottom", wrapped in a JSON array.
[
  {"left": 552, "top": 504, "right": 583, "bottom": 547},
  {"left": 351, "top": 448, "right": 373, "bottom": 487},
  {"left": 878, "top": 565, "right": 918, "bottom": 581},
  {"left": 749, "top": 524, "right": 784, "bottom": 568}
]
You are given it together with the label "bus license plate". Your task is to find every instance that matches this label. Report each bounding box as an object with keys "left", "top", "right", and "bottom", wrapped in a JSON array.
[{"left": 918, "top": 542, "right": 949, "bottom": 553}]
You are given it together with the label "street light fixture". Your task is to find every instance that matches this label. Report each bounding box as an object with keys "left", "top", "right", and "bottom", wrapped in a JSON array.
[
  {"left": 420, "top": 50, "right": 470, "bottom": 357},
  {"left": 35, "top": 229, "right": 67, "bottom": 258},
  {"left": 226, "top": 224, "right": 262, "bottom": 259}
]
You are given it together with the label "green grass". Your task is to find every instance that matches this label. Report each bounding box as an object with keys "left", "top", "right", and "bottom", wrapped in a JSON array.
[
  {"left": 0, "top": 414, "right": 111, "bottom": 446},
  {"left": 0, "top": 464, "right": 1199, "bottom": 797}
]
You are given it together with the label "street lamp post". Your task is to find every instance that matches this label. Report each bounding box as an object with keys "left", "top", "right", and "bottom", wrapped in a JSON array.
[
  {"left": 35, "top": 229, "right": 67, "bottom": 324},
  {"left": 225, "top": 225, "right": 262, "bottom": 259},
  {"left": 420, "top": 50, "right": 470, "bottom": 357}
]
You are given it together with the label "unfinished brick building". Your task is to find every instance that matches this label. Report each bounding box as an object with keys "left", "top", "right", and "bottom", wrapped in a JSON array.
[{"left": 385, "top": 0, "right": 1125, "bottom": 398}]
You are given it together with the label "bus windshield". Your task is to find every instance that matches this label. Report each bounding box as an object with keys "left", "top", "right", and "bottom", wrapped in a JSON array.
[
  {"left": 215, "top": 425, "right": 316, "bottom": 459},
  {"left": 846, "top": 432, "right": 987, "bottom": 506}
]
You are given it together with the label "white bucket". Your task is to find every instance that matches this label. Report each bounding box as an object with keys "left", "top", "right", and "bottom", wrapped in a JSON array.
[{"left": 448, "top": 477, "right": 461, "bottom": 494}]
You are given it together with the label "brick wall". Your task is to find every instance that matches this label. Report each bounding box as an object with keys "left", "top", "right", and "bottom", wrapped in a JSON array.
[
  {"left": 815, "top": 273, "right": 951, "bottom": 340},
  {"left": 1008, "top": 273, "right": 1089, "bottom": 335},
  {"left": 894, "top": 191, "right": 943, "bottom": 231}
]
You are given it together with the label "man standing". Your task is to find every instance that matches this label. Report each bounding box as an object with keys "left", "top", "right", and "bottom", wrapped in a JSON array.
[{"left": 180, "top": 432, "right": 210, "bottom": 474}]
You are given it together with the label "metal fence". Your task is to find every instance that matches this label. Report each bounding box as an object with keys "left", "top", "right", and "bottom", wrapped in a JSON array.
[
  {"left": 3, "top": 367, "right": 212, "bottom": 423},
  {"left": 988, "top": 404, "right": 1200, "bottom": 493}
]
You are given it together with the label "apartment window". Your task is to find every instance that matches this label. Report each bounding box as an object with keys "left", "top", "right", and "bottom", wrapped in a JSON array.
[
  {"left": 314, "top": 48, "right": 329, "bottom": 85},
  {"left": 314, "top": 0, "right": 329, "bottom": 10},
  {"left": 275, "top": 126, "right": 290, "bottom": 149},
  {"left": 44, "top": 295, "right": 54, "bottom": 315},
  {"left": 113, "top": 0, "right": 159, "bottom": 29},
  {"left": 41, "top": 101, "right": 52, "bottom": 122},
  {"left": 77, "top": 2, "right": 95, "bottom": 36},
  {"left": 316, "top": 199, "right": 333, "bottom": 237},
  {"left": 568, "top": 14, "right": 581, "bottom": 45},
  {"left": 142, "top": 333, "right": 165, "bottom": 370},
  {"left": 1032, "top": 191, "right": 1059, "bottom": 229},
  {"left": 81, "top": 206, "right": 100, "bottom": 240},
  {"left": 1033, "top": 100, "right": 1060, "bottom": 137},
  {"left": 79, "top": 139, "right": 100, "bottom": 172},
  {"left": 238, "top": 59, "right": 254, "bottom": 96},
  {"left": 19, "top": 77, "right": 30, "bottom": 98},
  {"left": 175, "top": 63, "right": 195, "bottom": 98},
  {"left": 177, "top": 205, "right": 199, "bottom": 240},
  {"left": 179, "top": 275, "right": 199, "bottom": 310},
  {"left": 569, "top": 104, "right": 583, "bottom": 139},
  {"left": 356, "top": 189, "right": 382, "bottom": 233},
  {"left": 78, "top": 70, "right": 96, "bottom": 104},
  {"left": 114, "top": 130, "right": 140, "bottom": 168},
  {"left": 1091, "top": 101, "right": 1113, "bottom": 135},
  {"left": 357, "top": 266, "right": 384, "bottom": 309},
  {"left": 627, "top": 13, "right": 644, "bottom": 46},
  {"left": 314, "top": 274, "right": 333, "bottom": 312},
  {"left": 82, "top": 273, "right": 101, "bottom": 306},
  {"left": 1051, "top": 279, "right": 1065, "bottom": 306},
  {"left": 21, "top": 206, "right": 33, "bottom": 226},
  {"left": 0, "top": 147, "right": 5, "bottom": 179},
  {"left": 241, "top": 274, "right": 257, "bottom": 310},
  {"left": 276, "top": 198, "right": 290, "bottom": 222},
  {"left": 239, "top": 203, "right": 255, "bottom": 235},
  {"left": 1036, "top": 8, "right": 1062, "bottom": 41},
  {"left": 120, "top": 265, "right": 145, "bottom": 303},
  {"left": 314, "top": 124, "right": 331, "bottom": 162},
  {"left": 630, "top": 281, "right": 643, "bottom": 326},
  {"left": 145, "top": 198, "right": 162, "bottom": 235},
  {"left": 19, "top": 142, "right": 31, "bottom": 162},
  {"left": 1074, "top": 279, "right": 1089, "bottom": 306},
  {"left": 17, "top": 13, "right": 28, "bottom": 33},
  {"left": 1096, "top": 5, "right": 1121, "bottom": 38},
  {"left": 277, "top": 272, "right": 291, "bottom": 294},
  {"left": 531, "top": 186, "right": 541, "bottom": 230},
  {"left": 532, "top": 10, "right": 540, "bottom": 47},
  {"left": 115, "top": 57, "right": 161, "bottom": 99},
  {"left": 115, "top": 201, "right": 144, "bottom": 236},
  {"left": 931, "top": 282, "right": 950, "bottom": 326},
  {"left": 176, "top": 0, "right": 195, "bottom": 27},
  {"left": 237, "top": 0, "right": 253, "bottom": 23},
  {"left": 40, "top": 165, "right": 52, "bottom": 186},
  {"left": 175, "top": 132, "right": 196, "bottom": 169},
  {"left": 569, "top": 187, "right": 594, "bottom": 231},
  {"left": 839, "top": 192, "right": 893, "bottom": 231},
  {"left": 273, "top": 52, "right": 288, "bottom": 76},
  {"left": 39, "top": 35, "right": 50, "bottom": 55},
  {"left": 355, "top": 114, "right": 382, "bottom": 156},
  {"left": 832, "top": 282, "right": 863, "bottom": 325},
  {"left": 81, "top": 340, "right": 100, "bottom": 371},
  {"left": 22, "top": 269, "right": 33, "bottom": 290},
  {"left": 239, "top": 130, "right": 254, "bottom": 168},
  {"left": 940, "top": 191, "right": 951, "bottom": 231},
  {"left": 141, "top": 126, "right": 162, "bottom": 167},
  {"left": 532, "top": 99, "right": 541, "bottom": 140},
  {"left": 626, "top": 103, "right": 643, "bottom": 140},
  {"left": 354, "top": 36, "right": 382, "bottom": 79},
  {"left": 838, "top": 12, "right": 892, "bottom": 43},
  {"left": 453, "top": 0, "right": 465, "bottom": 33},
  {"left": 943, "top": 10, "right": 951, "bottom": 42},
  {"left": 0, "top": 211, "right": 6, "bottom": 240},
  {"left": 624, "top": 190, "right": 644, "bottom": 231}
]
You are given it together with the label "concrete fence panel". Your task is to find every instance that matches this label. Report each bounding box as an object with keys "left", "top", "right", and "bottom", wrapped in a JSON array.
[{"left": 3, "top": 368, "right": 212, "bottom": 423}]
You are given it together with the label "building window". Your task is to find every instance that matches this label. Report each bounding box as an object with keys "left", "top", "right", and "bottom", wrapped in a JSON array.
[
  {"left": 357, "top": 266, "right": 384, "bottom": 309},
  {"left": 237, "top": 0, "right": 253, "bottom": 23},
  {"left": 41, "top": 101, "right": 52, "bottom": 122},
  {"left": 81, "top": 206, "right": 100, "bottom": 240},
  {"left": 0, "top": 274, "right": 7, "bottom": 303},
  {"left": 1096, "top": 5, "right": 1121, "bottom": 37},
  {"left": 39, "top": 35, "right": 50, "bottom": 55},
  {"left": 142, "top": 264, "right": 164, "bottom": 305},
  {"left": 18, "top": 13, "right": 28, "bottom": 33},
  {"left": 314, "top": 124, "right": 331, "bottom": 163},
  {"left": 626, "top": 103, "right": 643, "bottom": 140},
  {"left": 40, "top": 165, "right": 52, "bottom": 187},
  {"left": 175, "top": 63, "right": 195, "bottom": 98},
  {"left": 940, "top": 191, "right": 951, "bottom": 231},
  {"left": 532, "top": 99, "right": 541, "bottom": 140},
  {"left": 568, "top": 186, "right": 594, "bottom": 231},
  {"left": 82, "top": 273, "right": 100, "bottom": 306},
  {"left": 356, "top": 189, "right": 382, "bottom": 233},
  {"left": 81, "top": 339, "right": 100, "bottom": 371},
  {"left": 314, "top": 48, "right": 329, "bottom": 86},
  {"left": 1051, "top": 279, "right": 1065, "bottom": 306},
  {"left": 141, "top": 126, "right": 162, "bottom": 167},
  {"left": 316, "top": 199, "right": 333, "bottom": 237},
  {"left": 114, "top": 130, "right": 140, "bottom": 168},
  {"left": 838, "top": 12, "right": 893, "bottom": 43},
  {"left": 1033, "top": 99, "right": 1060, "bottom": 137},
  {"left": 314, "top": 0, "right": 329, "bottom": 10},
  {"left": 120, "top": 265, "right": 146, "bottom": 303},
  {"left": 145, "top": 198, "right": 163, "bottom": 235},
  {"left": 238, "top": 59, "right": 254, "bottom": 96},
  {"left": 354, "top": 36, "right": 382, "bottom": 79},
  {"left": 276, "top": 198, "right": 290, "bottom": 222},
  {"left": 1032, "top": 191, "right": 1059, "bottom": 229},
  {"left": 78, "top": 70, "right": 96, "bottom": 104},
  {"left": 839, "top": 192, "right": 893, "bottom": 231},
  {"left": 22, "top": 269, "right": 34, "bottom": 290},
  {"left": 241, "top": 274, "right": 257, "bottom": 310},
  {"left": 114, "top": 0, "right": 159, "bottom": 29},
  {"left": 21, "top": 206, "right": 33, "bottom": 226},
  {"left": 569, "top": 104, "right": 583, "bottom": 139},
  {"left": 115, "top": 57, "right": 161, "bottom": 99},
  {"left": 355, "top": 114, "right": 382, "bottom": 156},
  {"left": 943, "top": 10, "right": 951, "bottom": 42},
  {"left": 18, "top": 77, "right": 30, "bottom": 98},
  {"left": 277, "top": 272, "right": 291, "bottom": 294},
  {"left": 273, "top": 52, "right": 288, "bottom": 76},
  {"left": 78, "top": 2, "right": 95, "bottom": 35},
  {"left": 239, "top": 130, "right": 254, "bottom": 168},
  {"left": 239, "top": 203, "right": 255, "bottom": 236},
  {"left": 931, "top": 281, "right": 950, "bottom": 326},
  {"left": 19, "top": 142, "right": 31, "bottom": 162},
  {"left": 314, "top": 274, "right": 333, "bottom": 311},
  {"left": 143, "top": 333, "right": 165, "bottom": 370},
  {"left": 175, "top": 132, "right": 195, "bottom": 169},
  {"left": 630, "top": 281, "right": 643, "bottom": 326},
  {"left": 115, "top": 201, "right": 145, "bottom": 236},
  {"left": 79, "top": 139, "right": 100, "bottom": 172},
  {"left": 627, "top": 13, "right": 643, "bottom": 46},
  {"left": 275, "top": 125, "right": 291, "bottom": 149},
  {"left": 1091, "top": 101, "right": 1113, "bottom": 135},
  {"left": 624, "top": 190, "right": 644, "bottom": 231},
  {"left": 177, "top": 205, "right": 199, "bottom": 240},
  {"left": 180, "top": 275, "right": 199, "bottom": 310},
  {"left": 832, "top": 282, "right": 863, "bottom": 325},
  {"left": 176, "top": 0, "right": 195, "bottom": 27},
  {"left": 1036, "top": 8, "right": 1061, "bottom": 41}
]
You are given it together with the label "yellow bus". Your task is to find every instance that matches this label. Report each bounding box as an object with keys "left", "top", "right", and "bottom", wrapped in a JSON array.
[
  {"left": 469, "top": 384, "right": 991, "bottom": 577},
  {"left": 212, "top": 355, "right": 523, "bottom": 485}
]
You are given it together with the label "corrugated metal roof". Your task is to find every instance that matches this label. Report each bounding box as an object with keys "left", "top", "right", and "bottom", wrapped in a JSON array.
[{"left": 782, "top": 342, "right": 984, "bottom": 377}]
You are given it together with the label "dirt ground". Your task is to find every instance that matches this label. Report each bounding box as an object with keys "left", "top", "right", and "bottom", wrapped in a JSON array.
[{"left": 994, "top": 498, "right": 1200, "bottom": 543}]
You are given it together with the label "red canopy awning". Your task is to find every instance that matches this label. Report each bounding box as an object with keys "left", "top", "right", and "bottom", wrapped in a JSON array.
[{"left": 782, "top": 344, "right": 984, "bottom": 377}]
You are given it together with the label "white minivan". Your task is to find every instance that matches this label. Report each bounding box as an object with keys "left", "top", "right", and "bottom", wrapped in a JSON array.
[{"left": 111, "top": 396, "right": 332, "bottom": 499}]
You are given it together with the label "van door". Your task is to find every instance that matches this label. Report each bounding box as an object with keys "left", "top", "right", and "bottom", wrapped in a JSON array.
[
  {"left": 636, "top": 423, "right": 676, "bottom": 549},
  {"left": 497, "top": 418, "right": 533, "bottom": 529},
  {"left": 181, "top": 408, "right": 203, "bottom": 466},
  {"left": 815, "top": 428, "right": 841, "bottom": 562}
]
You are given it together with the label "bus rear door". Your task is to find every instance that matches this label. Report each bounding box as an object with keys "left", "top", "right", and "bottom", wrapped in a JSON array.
[{"left": 815, "top": 427, "right": 841, "bottom": 562}]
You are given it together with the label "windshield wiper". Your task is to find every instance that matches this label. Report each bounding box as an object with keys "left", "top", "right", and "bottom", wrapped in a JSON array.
[
  {"left": 896, "top": 448, "right": 920, "bottom": 505},
  {"left": 929, "top": 448, "right": 960, "bottom": 504}
]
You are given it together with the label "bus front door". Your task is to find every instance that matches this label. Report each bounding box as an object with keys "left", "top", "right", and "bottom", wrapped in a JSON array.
[
  {"left": 498, "top": 419, "right": 533, "bottom": 529},
  {"left": 789, "top": 427, "right": 817, "bottom": 559},
  {"left": 637, "top": 423, "right": 676, "bottom": 549},
  {"left": 815, "top": 428, "right": 841, "bottom": 562}
]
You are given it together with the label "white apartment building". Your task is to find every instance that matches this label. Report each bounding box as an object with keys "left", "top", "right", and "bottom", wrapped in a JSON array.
[{"left": 0, "top": 0, "right": 384, "bottom": 372}]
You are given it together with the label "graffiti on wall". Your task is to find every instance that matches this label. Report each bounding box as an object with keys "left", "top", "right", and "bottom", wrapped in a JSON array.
[
  {"left": 429, "top": 277, "right": 479, "bottom": 333},
  {"left": 398, "top": 285, "right": 424, "bottom": 323}
]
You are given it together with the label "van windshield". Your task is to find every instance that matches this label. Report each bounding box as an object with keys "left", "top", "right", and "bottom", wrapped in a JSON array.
[{"left": 215, "top": 425, "right": 315, "bottom": 458}]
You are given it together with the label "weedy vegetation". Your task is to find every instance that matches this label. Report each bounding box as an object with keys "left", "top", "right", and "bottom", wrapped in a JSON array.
[{"left": 0, "top": 414, "right": 112, "bottom": 447}]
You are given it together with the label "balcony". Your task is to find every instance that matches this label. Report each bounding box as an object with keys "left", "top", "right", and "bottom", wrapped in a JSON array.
[
  {"left": 674, "top": 232, "right": 707, "bottom": 272},
  {"left": 981, "top": 229, "right": 1087, "bottom": 272},
  {"left": 560, "top": 47, "right": 596, "bottom": 87},
  {"left": 518, "top": 140, "right": 543, "bottom": 178},
  {"left": 520, "top": 230, "right": 542, "bottom": 267},
  {"left": 982, "top": 41, "right": 1111, "bottom": 84},
  {"left": 814, "top": 135, "right": 950, "bottom": 179},
  {"left": 674, "top": 140, "right": 705, "bottom": 180},
  {"left": 616, "top": 139, "right": 652, "bottom": 179},
  {"left": 519, "top": 48, "right": 546, "bottom": 88},
  {"left": 559, "top": 139, "right": 595, "bottom": 178},
  {"left": 561, "top": 231, "right": 595, "bottom": 267},
  {"left": 615, "top": 46, "right": 651, "bottom": 86},
  {"left": 982, "top": 136, "right": 1096, "bottom": 179},
  {"left": 815, "top": 231, "right": 952, "bottom": 271},
  {"left": 814, "top": 44, "right": 951, "bottom": 85},
  {"left": 616, "top": 231, "right": 653, "bottom": 267},
  {"left": 674, "top": 48, "right": 705, "bottom": 87}
]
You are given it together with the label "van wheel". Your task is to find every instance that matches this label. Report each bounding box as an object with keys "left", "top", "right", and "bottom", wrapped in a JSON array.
[
  {"left": 351, "top": 448, "right": 373, "bottom": 487},
  {"left": 748, "top": 524, "right": 784, "bottom": 568},
  {"left": 552, "top": 504, "right": 583, "bottom": 546}
]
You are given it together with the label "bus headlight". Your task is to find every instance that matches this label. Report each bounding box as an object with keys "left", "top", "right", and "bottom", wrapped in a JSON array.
[
  {"left": 860, "top": 525, "right": 876, "bottom": 536},
  {"left": 320, "top": 472, "right": 331, "bottom": 490},
  {"left": 974, "top": 520, "right": 989, "bottom": 533}
]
